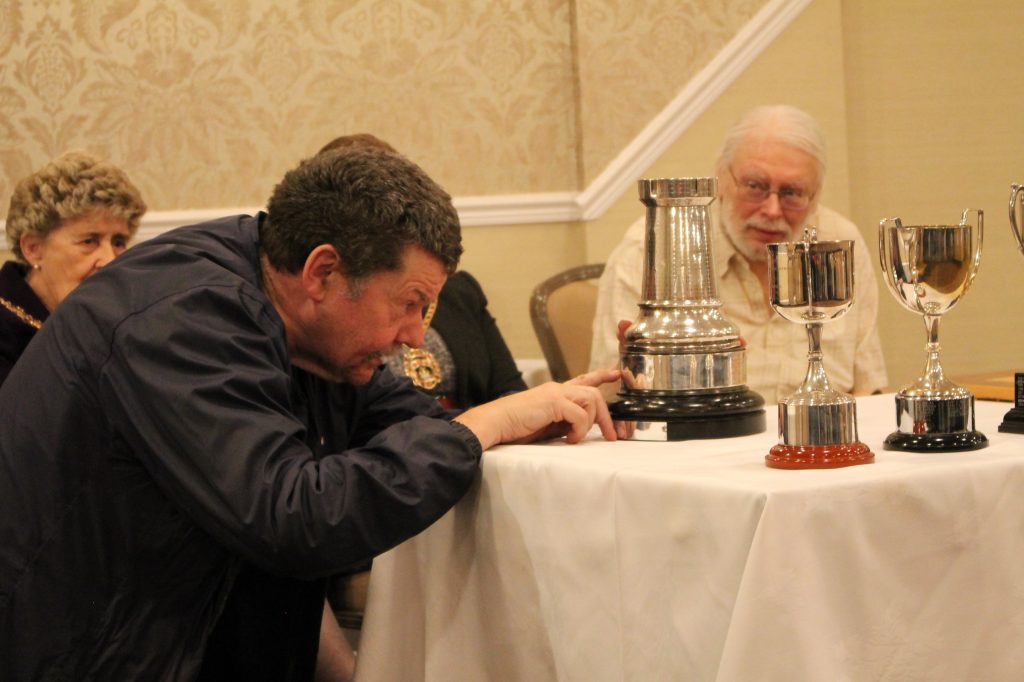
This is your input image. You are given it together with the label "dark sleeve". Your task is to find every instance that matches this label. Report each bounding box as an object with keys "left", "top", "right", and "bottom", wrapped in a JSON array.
[
  {"left": 99, "top": 285, "right": 482, "bottom": 579},
  {"left": 340, "top": 364, "right": 456, "bottom": 444},
  {"left": 0, "top": 358, "right": 11, "bottom": 388},
  {"left": 435, "top": 271, "right": 527, "bottom": 406}
]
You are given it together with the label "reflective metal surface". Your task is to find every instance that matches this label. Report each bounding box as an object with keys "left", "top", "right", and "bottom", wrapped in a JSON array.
[
  {"left": 619, "top": 177, "right": 746, "bottom": 392},
  {"left": 767, "top": 230, "right": 864, "bottom": 449},
  {"left": 611, "top": 176, "right": 765, "bottom": 441},
  {"left": 879, "top": 215, "right": 981, "bottom": 320},
  {"left": 770, "top": 237, "right": 854, "bottom": 325},
  {"left": 1010, "top": 183, "right": 1024, "bottom": 254},
  {"left": 778, "top": 397, "right": 857, "bottom": 445},
  {"left": 629, "top": 420, "right": 671, "bottom": 442},
  {"left": 620, "top": 349, "right": 745, "bottom": 392},
  {"left": 895, "top": 394, "right": 974, "bottom": 434},
  {"left": 878, "top": 209, "right": 988, "bottom": 450}
]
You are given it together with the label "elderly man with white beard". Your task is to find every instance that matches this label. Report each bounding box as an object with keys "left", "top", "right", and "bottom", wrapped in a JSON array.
[{"left": 589, "top": 104, "right": 887, "bottom": 405}]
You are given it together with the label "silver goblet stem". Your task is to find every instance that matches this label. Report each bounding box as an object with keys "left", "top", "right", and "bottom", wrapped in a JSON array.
[{"left": 802, "top": 323, "right": 831, "bottom": 394}]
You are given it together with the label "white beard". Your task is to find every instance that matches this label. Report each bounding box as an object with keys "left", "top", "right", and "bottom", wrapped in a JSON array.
[{"left": 719, "top": 193, "right": 799, "bottom": 263}]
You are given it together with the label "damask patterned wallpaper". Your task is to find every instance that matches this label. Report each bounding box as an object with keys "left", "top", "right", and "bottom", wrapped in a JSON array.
[
  {"left": 575, "top": 0, "right": 763, "bottom": 184},
  {"left": 0, "top": 0, "right": 766, "bottom": 215}
]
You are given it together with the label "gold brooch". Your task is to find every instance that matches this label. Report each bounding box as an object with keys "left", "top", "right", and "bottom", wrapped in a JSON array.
[
  {"left": 402, "top": 299, "right": 441, "bottom": 390},
  {"left": 403, "top": 348, "right": 441, "bottom": 389}
]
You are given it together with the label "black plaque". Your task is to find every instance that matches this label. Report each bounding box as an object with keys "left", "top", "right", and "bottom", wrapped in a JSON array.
[{"left": 997, "top": 372, "right": 1024, "bottom": 434}]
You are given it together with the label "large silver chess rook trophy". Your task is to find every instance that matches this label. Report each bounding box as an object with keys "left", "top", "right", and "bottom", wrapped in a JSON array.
[
  {"left": 611, "top": 177, "right": 765, "bottom": 440},
  {"left": 878, "top": 209, "right": 988, "bottom": 451},
  {"left": 999, "top": 184, "right": 1024, "bottom": 434},
  {"left": 765, "top": 228, "right": 874, "bottom": 468}
]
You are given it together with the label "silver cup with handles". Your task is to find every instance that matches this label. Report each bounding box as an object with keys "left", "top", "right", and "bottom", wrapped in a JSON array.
[
  {"left": 878, "top": 208, "right": 987, "bottom": 451},
  {"left": 764, "top": 227, "right": 873, "bottom": 468}
]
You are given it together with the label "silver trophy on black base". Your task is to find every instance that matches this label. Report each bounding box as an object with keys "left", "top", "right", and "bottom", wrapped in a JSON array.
[
  {"left": 765, "top": 228, "right": 873, "bottom": 469},
  {"left": 610, "top": 177, "right": 765, "bottom": 441},
  {"left": 878, "top": 209, "right": 987, "bottom": 451},
  {"left": 1000, "top": 184, "right": 1024, "bottom": 434}
]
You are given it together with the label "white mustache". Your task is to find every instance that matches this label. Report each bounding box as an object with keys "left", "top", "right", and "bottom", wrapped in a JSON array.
[{"left": 745, "top": 217, "right": 791, "bottom": 235}]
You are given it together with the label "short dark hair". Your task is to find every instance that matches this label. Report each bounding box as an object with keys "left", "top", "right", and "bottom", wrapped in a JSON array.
[
  {"left": 317, "top": 133, "right": 397, "bottom": 155},
  {"left": 262, "top": 147, "right": 462, "bottom": 281}
]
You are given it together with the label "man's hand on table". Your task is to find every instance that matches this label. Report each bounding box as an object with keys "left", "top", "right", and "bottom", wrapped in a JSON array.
[{"left": 454, "top": 369, "right": 621, "bottom": 449}]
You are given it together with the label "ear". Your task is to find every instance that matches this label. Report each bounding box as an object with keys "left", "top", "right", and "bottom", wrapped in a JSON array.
[
  {"left": 20, "top": 232, "right": 45, "bottom": 266},
  {"left": 301, "top": 244, "right": 344, "bottom": 302}
]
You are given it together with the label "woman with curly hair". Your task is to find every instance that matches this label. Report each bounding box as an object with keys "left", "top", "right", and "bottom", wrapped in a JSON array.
[{"left": 1, "top": 152, "right": 146, "bottom": 385}]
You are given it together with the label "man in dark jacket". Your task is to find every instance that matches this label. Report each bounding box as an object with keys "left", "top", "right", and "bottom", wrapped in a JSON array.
[{"left": 0, "top": 147, "right": 618, "bottom": 681}]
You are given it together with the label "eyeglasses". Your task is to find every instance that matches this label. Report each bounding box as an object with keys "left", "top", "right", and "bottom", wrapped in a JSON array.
[{"left": 728, "top": 167, "right": 814, "bottom": 211}]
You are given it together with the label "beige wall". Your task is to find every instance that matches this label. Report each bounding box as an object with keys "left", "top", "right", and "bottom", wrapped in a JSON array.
[
  {"left": 0, "top": 0, "right": 765, "bottom": 362},
  {"left": 581, "top": 0, "right": 852, "bottom": 263},
  {"left": 841, "top": 0, "right": 1024, "bottom": 388},
  {"left": 573, "top": 0, "right": 764, "bottom": 185},
  {"left": 0, "top": 0, "right": 764, "bottom": 209},
  {"left": 517, "top": 0, "right": 853, "bottom": 359},
  {"left": 4, "top": 0, "right": 1023, "bottom": 389}
]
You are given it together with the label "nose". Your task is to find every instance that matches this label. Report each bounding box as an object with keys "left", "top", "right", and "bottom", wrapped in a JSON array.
[
  {"left": 94, "top": 241, "right": 118, "bottom": 268},
  {"left": 760, "top": 191, "right": 784, "bottom": 219},
  {"left": 395, "top": 315, "right": 426, "bottom": 349}
]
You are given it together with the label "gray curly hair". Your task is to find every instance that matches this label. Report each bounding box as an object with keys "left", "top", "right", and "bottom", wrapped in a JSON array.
[{"left": 5, "top": 152, "right": 147, "bottom": 261}]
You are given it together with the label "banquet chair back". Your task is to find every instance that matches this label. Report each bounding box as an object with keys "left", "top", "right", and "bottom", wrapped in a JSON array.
[{"left": 530, "top": 263, "right": 605, "bottom": 382}]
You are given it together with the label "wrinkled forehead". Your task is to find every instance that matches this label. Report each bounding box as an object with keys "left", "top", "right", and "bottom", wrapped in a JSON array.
[{"left": 737, "top": 137, "right": 821, "bottom": 186}]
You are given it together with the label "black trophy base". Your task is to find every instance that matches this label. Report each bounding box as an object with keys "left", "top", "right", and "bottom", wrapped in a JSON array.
[
  {"left": 883, "top": 430, "right": 988, "bottom": 452},
  {"left": 610, "top": 388, "right": 766, "bottom": 441},
  {"left": 999, "top": 373, "right": 1024, "bottom": 434},
  {"left": 999, "top": 408, "right": 1024, "bottom": 434}
]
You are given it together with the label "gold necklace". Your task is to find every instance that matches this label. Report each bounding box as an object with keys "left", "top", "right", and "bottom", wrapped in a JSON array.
[
  {"left": 0, "top": 295, "right": 43, "bottom": 330},
  {"left": 402, "top": 299, "right": 442, "bottom": 390}
]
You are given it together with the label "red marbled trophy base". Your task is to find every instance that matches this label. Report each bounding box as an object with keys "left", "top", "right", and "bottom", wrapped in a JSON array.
[{"left": 765, "top": 442, "right": 874, "bottom": 470}]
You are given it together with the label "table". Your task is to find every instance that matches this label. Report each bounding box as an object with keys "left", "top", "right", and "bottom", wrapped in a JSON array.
[
  {"left": 952, "top": 370, "right": 1018, "bottom": 402},
  {"left": 355, "top": 395, "right": 1024, "bottom": 681}
]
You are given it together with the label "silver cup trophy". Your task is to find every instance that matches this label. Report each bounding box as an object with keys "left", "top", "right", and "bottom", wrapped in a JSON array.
[
  {"left": 765, "top": 227, "right": 874, "bottom": 469},
  {"left": 611, "top": 177, "right": 765, "bottom": 441},
  {"left": 878, "top": 209, "right": 988, "bottom": 451},
  {"left": 999, "top": 184, "right": 1024, "bottom": 434}
]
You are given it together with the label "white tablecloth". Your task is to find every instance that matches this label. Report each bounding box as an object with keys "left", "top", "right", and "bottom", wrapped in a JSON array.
[{"left": 355, "top": 395, "right": 1024, "bottom": 681}]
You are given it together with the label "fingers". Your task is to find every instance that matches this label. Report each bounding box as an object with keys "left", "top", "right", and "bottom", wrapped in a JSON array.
[
  {"left": 566, "top": 367, "right": 621, "bottom": 387},
  {"left": 591, "top": 395, "right": 618, "bottom": 442},
  {"left": 616, "top": 319, "right": 631, "bottom": 348},
  {"left": 559, "top": 399, "right": 592, "bottom": 444},
  {"left": 557, "top": 383, "right": 616, "bottom": 444},
  {"left": 459, "top": 381, "right": 620, "bottom": 449}
]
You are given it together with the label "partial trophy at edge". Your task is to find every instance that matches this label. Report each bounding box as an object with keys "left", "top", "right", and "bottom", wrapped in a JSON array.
[{"left": 999, "top": 184, "right": 1024, "bottom": 434}]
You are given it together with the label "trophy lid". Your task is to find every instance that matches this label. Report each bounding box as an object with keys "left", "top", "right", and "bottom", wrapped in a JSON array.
[{"left": 639, "top": 177, "right": 717, "bottom": 205}]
